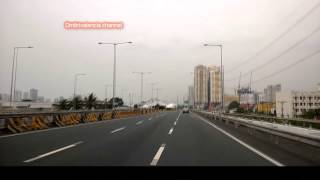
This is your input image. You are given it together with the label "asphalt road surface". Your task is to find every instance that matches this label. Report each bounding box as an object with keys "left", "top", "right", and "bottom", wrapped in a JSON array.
[{"left": 0, "top": 111, "right": 280, "bottom": 166}]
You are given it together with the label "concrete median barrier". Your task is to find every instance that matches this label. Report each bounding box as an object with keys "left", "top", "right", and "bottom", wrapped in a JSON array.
[
  {"left": 83, "top": 113, "right": 98, "bottom": 123},
  {"left": 0, "top": 109, "right": 165, "bottom": 135}
]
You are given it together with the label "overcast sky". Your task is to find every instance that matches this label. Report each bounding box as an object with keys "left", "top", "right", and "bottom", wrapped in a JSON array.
[{"left": 1, "top": 0, "right": 320, "bottom": 104}]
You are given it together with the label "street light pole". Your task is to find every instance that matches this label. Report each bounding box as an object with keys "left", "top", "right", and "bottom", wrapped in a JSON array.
[
  {"left": 9, "top": 48, "right": 16, "bottom": 107},
  {"left": 149, "top": 82, "right": 158, "bottom": 102},
  {"left": 98, "top": 41, "right": 132, "bottom": 110},
  {"left": 113, "top": 44, "right": 116, "bottom": 109},
  {"left": 105, "top": 84, "right": 112, "bottom": 111},
  {"left": 133, "top": 72, "right": 151, "bottom": 104},
  {"left": 129, "top": 92, "right": 132, "bottom": 108},
  {"left": 204, "top": 44, "right": 223, "bottom": 116},
  {"left": 155, "top": 88, "right": 159, "bottom": 100},
  {"left": 131, "top": 92, "right": 134, "bottom": 106},
  {"left": 121, "top": 89, "right": 127, "bottom": 105},
  {"left": 9, "top": 46, "right": 33, "bottom": 107},
  {"left": 73, "top": 73, "right": 86, "bottom": 109}
]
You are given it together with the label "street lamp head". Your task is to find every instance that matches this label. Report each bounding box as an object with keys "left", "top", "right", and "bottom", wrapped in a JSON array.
[
  {"left": 204, "top": 44, "right": 222, "bottom": 47},
  {"left": 98, "top": 42, "right": 103, "bottom": 45},
  {"left": 76, "top": 73, "right": 86, "bottom": 76},
  {"left": 128, "top": 41, "right": 133, "bottom": 44},
  {"left": 28, "top": 46, "right": 34, "bottom": 48}
]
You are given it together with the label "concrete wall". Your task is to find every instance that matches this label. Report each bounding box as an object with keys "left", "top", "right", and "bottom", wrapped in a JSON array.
[{"left": 276, "top": 92, "right": 293, "bottom": 118}]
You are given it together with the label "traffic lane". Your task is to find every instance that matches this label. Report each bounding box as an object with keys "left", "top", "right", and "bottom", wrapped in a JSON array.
[
  {"left": 158, "top": 112, "right": 274, "bottom": 166},
  {"left": 0, "top": 112, "right": 161, "bottom": 165},
  {"left": 208, "top": 115, "right": 319, "bottom": 165},
  {"left": 23, "top": 111, "right": 179, "bottom": 166},
  {"left": 123, "top": 111, "right": 178, "bottom": 165},
  {"left": 26, "top": 111, "right": 178, "bottom": 166}
]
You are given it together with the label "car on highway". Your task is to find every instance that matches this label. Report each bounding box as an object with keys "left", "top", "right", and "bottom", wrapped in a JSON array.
[{"left": 182, "top": 107, "right": 189, "bottom": 113}]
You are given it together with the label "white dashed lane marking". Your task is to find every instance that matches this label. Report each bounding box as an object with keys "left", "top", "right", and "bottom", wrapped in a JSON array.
[{"left": 24, "top": 141, "right": 83, "bottom": 163}]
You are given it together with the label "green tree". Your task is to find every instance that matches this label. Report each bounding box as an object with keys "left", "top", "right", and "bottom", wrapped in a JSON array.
[
  {"left": 302, "top": 109, "right": 320, "bottom": 119},
  {"left": 236, "top": 107, "right": 245, "bottom": 113},
  {"left": 71, "top": 95, "right": 83, "bottom": 110},
  {"left": 84, "top": 93, "right": 97, "bottom": 110},
  {"left": 228, "top": 101, "right": 240, "bottom": 110},
  {"left": 54, "top": 99, "right": 70, "bottom": 110}
]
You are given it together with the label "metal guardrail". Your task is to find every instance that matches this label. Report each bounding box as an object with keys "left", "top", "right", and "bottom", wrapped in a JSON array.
[
  {"left": 226, "top": 113, "right": 320, "bottom": 129},
  {"left": 194, "top": 111, "right": 320, "bottom": 148}
]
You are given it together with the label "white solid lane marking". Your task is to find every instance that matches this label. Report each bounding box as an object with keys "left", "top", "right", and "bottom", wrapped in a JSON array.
[
  {"left": 23, "top": 141, "right": 83, "bottom": 163},
  {"left": 168, "top": 128, "right": 174, "bottom": 135},
  {"left": 193, "top": 113, "right": 284, "bottom": 166},
  {"left": 136, "top": 120, "right": 143, "bottom": 125},
  {"left": 150, "top": 144, "right": 166, "bottom": 166},
  {"left": 174, "top": 121, "right": 177, "bottom": 126},
  {"left": 110, "top": 127, "right": 126, "bottom": 134}
]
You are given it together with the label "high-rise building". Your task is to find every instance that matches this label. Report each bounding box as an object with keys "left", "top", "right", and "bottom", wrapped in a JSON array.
[
  {"left": 264, "top": 84, "right": 281, "bottom": 103},
  {"left": 14, "top": 90, "right": 22, "bottom": 101},
  {"left": 194, "top": 65, "right": 208, "bottom": 109},
  {"left": 54, "top": 96, "right": 65, "bottom": 103},
  {"left": 37, "top": 96, "right": 45, "bottom": 103},
  {"left": 0, "top": 93, "right": 10, "bottom": 102},
  {"left": 23, "top": 92, "right": 29, "bottom": 100},
  {"left": 30, "top": 88, "right": 38, "bottom": 101},
  {"left": 208, "top": 65, "right": 221, "bottom": 107},
  {"left": 188, "top": 86, "right": 194, "bottom": 107}
]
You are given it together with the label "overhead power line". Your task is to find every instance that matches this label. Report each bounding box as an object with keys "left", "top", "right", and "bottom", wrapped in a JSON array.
[
  {"left": 225, "top": 1, "right": 320, "bottom": 73},
  {"left": 241, "top": 48, "right": 320, "bottom": 86},
  {"left": 225, "top": 24, "right": 320, "bottom": 81}
]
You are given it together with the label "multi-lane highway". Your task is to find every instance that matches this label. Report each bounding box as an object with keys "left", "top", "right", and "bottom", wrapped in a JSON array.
[{"left": 0, "top": 111, "right": 283, "bottom": 166}]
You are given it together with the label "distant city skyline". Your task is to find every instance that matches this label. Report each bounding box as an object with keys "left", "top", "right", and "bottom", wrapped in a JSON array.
[{"left": 1, "top": 0, "right": 320, "bottom": 103}]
